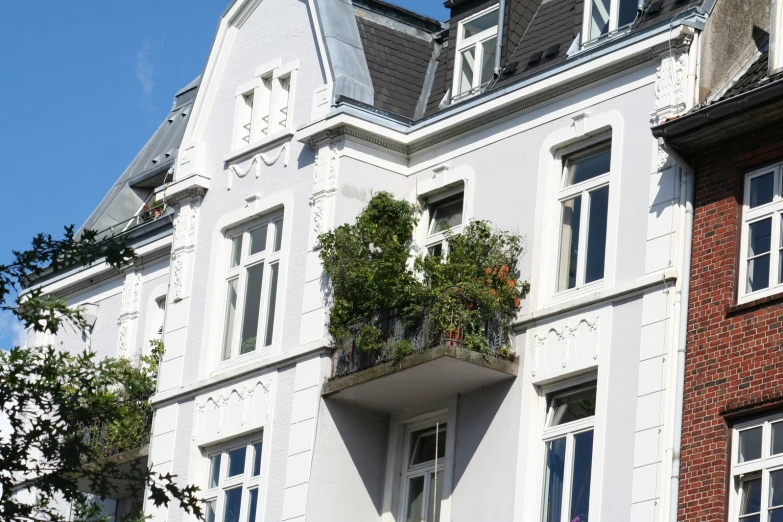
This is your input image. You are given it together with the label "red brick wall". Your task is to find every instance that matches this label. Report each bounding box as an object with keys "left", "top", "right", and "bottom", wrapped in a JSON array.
[{"left": 680, "top": 122, "right": 783, "bottom": 522}]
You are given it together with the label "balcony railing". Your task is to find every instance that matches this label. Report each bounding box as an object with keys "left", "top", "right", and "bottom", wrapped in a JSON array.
[
  {"left": 331, "top": 307, "right": 511, "bottom": 380},
  {"left": 81, "top": 418, "right": 151, "bottom": 462}
]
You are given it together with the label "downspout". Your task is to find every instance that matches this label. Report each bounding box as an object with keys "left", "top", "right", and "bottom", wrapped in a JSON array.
[
  {"left": 662, "top": 140, "right": 694, "bottom": 522},
  {"left": 495, "top": 0, "right": 506, "bottom": 76}
]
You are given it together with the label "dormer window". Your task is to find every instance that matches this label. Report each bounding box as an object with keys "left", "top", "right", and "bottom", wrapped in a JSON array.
[
  {"left": 453, "top": 6, "right": 499, "bottom": 99},
  {"left": 583, "top": 0, "right": 639, "bottom": 43}
]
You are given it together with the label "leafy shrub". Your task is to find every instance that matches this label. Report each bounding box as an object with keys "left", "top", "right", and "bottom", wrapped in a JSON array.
[{"left": 355, "top": 324, "right": 385, "bottom": 353}]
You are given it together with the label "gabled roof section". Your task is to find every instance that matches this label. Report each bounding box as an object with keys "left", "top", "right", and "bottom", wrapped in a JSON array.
[
  {"left": 80, "top": 78, "right": 200, "bottom": 234},
  {"left": 353, "top": 0, "right": 443, "bottom": 119}
]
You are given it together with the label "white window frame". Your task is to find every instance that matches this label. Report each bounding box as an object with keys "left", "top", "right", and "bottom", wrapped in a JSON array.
[
  {"left": 539, "top": 381, "right": 597, "bottom": 522},
  {"left": 231, "top": 60, "right": 297, "bottom": 153},
  {"left": 398, "top": 418, "right": 448, "bottom": 522},
  {"left": 581, "top": 0, "right": 637, "bottom": 45},
  {"left": 771, "top": 0, "right": 783, "bottom": 75},
  {"left": 203, "top": 436, "right": 265, "bottom": 522},
  {"left": 553, "top": 135, "right": 611, "bottom": 298},
  {"left": 218, "top": 212, "right": 284, "bottom": 366},
  {"left": 452, "top": 5, "right": 499, "bottom": 100},
  {"left": 738, "top": 163, "right": 783, "bottom": 304},
  {"left": 729, "top": 413, "right": 783, "bottom": 522},
  {"left": 424, "top": 185, "right": 465, "bottom": 258}
]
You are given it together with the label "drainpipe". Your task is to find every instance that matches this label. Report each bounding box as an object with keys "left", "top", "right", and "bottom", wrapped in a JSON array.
[
  {"left": 494, "top": 0, "right": 506, "bottom": 76},
  {"left": 661, "top": 140, "right": 694, "bottom": 522}
]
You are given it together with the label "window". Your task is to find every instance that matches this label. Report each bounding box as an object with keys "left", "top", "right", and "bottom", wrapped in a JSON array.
[
  {"left": 454, "top": 6, "right": 499, "bottom": 99},
  {"left": 402, "top": 422, "right": 447, "bottom": 522},
  {"left": 556, "top": 141, "right": 610, "bottom": 294},
  {"left": 221, "top": 214, "right": 284, "bottom": 361},
  {"left": 583, "top": 0, "right": 638, "bottom": 43},
  {"left": 541, "top": 384, "right": 596, "bottom": 522},
  {"left": 739, "top": 164, "right": 783, "bottom": 303},
  {"left": 152, "top": 296, "right": 166, "bottom": 342},
  {"left": 730, "top": 413, "right": 783, "bottom": 522},
  {"left": 232, "top": 68, "right": 294, "bottom": 151},
  {"left": 204, "top": 440, "right": 264, "bottom": 522},
  {"left": 425, "top": 189, "right": 464, "bottom": 258}
]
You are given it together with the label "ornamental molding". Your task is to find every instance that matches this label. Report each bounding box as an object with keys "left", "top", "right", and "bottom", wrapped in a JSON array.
[
  {"left": 226, "top": 142, "right": 290, "bottom": 191},
  {"left": 171, "top": 253, "right": 185, "bottom": 302},
  {"left": 308, "top": 39, "right": 688, "bottom": 155},
  {"left": 165, "top": 186, "right": 208, "bottom": 207},
  {"left": 117, "top": 270, "right": 142, "bottom": 361},
  {"left": 532, "top": 316, "right": 600, "bottom": 377},
  {"left": 309, "top": 144, "right": 340, "bottom": 247},
  {"left": 651, "top": 49, "right": 690, "bottom": 125},
  {"left": 191, "top": 377, "right": 273, "bottom": 441}
]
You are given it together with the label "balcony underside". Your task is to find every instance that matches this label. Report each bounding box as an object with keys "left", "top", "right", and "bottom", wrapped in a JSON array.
[
  {"left": 322, "top": 344, "right": 519, "bottom": 413},
  {"left": 78, "top": 444, "right": 149, "bottom": 498}
]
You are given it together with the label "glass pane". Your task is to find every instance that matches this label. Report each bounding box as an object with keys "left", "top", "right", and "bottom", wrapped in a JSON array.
[
  {"left": 548, "top": 387, "right": 596, "bottom": 427},
  {"left": 205, "top": 500, "right": 217, "bottom": 522},
  {"left": 278, "top": 77, "right": 291, "bottom": 129},
  {"left": 771, "top": 509, "right": 783, "bottom": 522},
  {"left": 567, "top": 148, "right": 611, "bottom": 186},
  {"left": 585, "top": 186, "right": 608, "bottom": 285},
  {"left": 428, "top": 243, "right": 444, "bottom": 258},
  {"left": 264, "top": 263, "right": 280, "bottom": 347},
  {"left": 430, "top": 196, "right": 463, "bottom": 234},
  {"left": 749, "top": 219, "right": 772, "bottom": 257},
  {"left": 224, "top": 486, "right": 243, "bottom": 522},
  {"left": 247, "top": 489, "right": 259, "bottom": 522},
  {"left": 459, "top": 47, "right": 476, "bottom": 94},
  {"left": 558, "top": 196, "right": 582, "bottom": 292},
  {"left": 209, "top": 454, "right": 222, "bottom": 489},
  {"left": 747, "top": 219, "right": 772, "bottom": 293},
  {"left": 463, "top": 11, "right": 497, "bottom": 39},
  {"left": 739, "top": 427, "right": 763, "bottom": 463},
  {"left": 249, "top": 225, "right": 268, "bottom": 255},
  {"left": 771, "top": 470, "right": 783, "bottom": 508},
  {"left": 542, "top": 437, "right": 566, "bottom": 522},
  {"left": 227, "top": 447, "right": 247, "bottom": 477},
  {"left": 773, "top": 422, "right": 783, "bottom": 455},
  {"left": 222, "top": 279, "right": 239, "bottom": 361},
  {"left": 273, "top": 218, "right": 284, "bottom": 252},
  {"left": 740, "top": 478, "right": 762, "bottom": 516},
  {"left": 231, "top": 236, "right": 243, "bottom": 268},
  {"left": 410, "top": 425, "right": 447, "bottom": 466},
  {"left": 480, "top": 37, "right": 497, "bottom": 85},
  {"left": 426, "top": 470, "right": 444, "bottom": 522},
  {"left": 240, "top": 264, "right": 264, "bottom": 355},
  {"left": 750, "top": 172, "right": 774, "bottom": 208},
  {"left": 405, "top": 475, "right": 425, "bottom": 522},
  {"left": 618, "top": 0, "right": 638, "bottom": 27},
  {"left": 252, "top": 442, "right": 263, "bottom": 476},
  {"left": 589, "top": 0, "right": 610, "bottom": 40},
  {"left": 570, "top": 431, "right": 594, "bottom": 522}
]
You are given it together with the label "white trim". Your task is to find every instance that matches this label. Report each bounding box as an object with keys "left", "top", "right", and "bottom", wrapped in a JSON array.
[
  {"left": 737, "top": 163, "right": 783, "bottom": 304},
  {"left": 581, "top": 0, "right": 637, "bottom": 46},
  {"left": 381, "top": 398, "right": 458, "bottom": 522},
  {"left": 772, "top": 0, "right": 783, "bottom": 76},
  {"left": 531, "top": 110, "right": 624, "bottom": 309},
  {"left": 198, "top": 191, "right": 294, "bottom": 380},
  {"left": 255, "top": 58, "right": 282, "bottom": 79},
  {"left": 452, "top": 5, "right": 500, "bottom": 100}
]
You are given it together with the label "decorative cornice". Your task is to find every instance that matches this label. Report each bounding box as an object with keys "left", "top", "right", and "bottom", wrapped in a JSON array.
[
  {"left": 50, "top": 247, "right": 172, "bottom": 300},
  {"left": 307, "top": 38, "right": 690, "bottom": 156}
]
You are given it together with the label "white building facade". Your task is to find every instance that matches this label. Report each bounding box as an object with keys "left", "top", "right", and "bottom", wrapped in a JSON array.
[{"left": 29, "top": 0, "right": 717, "bottom": 521}]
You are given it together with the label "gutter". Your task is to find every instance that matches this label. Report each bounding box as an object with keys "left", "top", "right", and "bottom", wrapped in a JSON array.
[
  {"left": 661, "top": 140, "right": 695, "bottom": 522},
  {"left": 652, "top": 75, "right": 783, "bottom": 140},
  {"left": 495, "top": 0, "right": 506, "bottom": 77}
]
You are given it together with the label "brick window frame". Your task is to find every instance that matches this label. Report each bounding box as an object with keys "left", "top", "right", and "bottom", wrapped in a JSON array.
[
  {"left": 737, "top": 163, "right": 783, "bottom": 304},
  {"left": 729, "top": 412, "right": 783, "bottom": 522}
]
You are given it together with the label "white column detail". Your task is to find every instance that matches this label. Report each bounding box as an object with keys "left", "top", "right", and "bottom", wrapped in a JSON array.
[{"left": 117, "top": 270, "right": 142, "bottom": 361}]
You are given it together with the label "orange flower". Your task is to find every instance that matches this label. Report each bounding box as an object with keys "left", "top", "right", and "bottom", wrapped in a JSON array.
[
  {"left": 485, "top": 267, "right": 493, "bottom": 275},
  {"left": 507, "top": 280, "right": 516, "bottom": 289},
  {"left": 513, "top": 297, "right": 521, "bottom": 308}
]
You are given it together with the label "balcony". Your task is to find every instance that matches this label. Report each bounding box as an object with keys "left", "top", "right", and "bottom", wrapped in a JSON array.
[{"left": 322, "top": 309, "right": 519, "bottom": 413}]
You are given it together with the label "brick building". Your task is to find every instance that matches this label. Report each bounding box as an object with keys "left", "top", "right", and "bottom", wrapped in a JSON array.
[{"left": 653, "top": 5, "right": 783, "bottom": 519}]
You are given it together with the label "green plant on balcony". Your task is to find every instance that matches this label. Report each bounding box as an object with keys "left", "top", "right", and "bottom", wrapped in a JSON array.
[{"left": 319, "top": 192, "right": 530, "bottom": 358}]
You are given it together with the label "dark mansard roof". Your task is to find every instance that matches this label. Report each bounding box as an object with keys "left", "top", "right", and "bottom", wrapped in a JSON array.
[{"left": 352, "top": 0, "right": 704, "bottom": 121}]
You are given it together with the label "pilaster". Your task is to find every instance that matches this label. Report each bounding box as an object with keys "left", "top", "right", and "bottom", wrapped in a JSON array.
[{"left": 117, "top": 270, "right": 142, "bottom": 362}]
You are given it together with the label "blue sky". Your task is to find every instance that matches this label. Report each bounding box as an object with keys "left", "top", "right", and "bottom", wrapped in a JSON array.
[{"left": 0, "top": 0, "right": 448, "bottom": 349}]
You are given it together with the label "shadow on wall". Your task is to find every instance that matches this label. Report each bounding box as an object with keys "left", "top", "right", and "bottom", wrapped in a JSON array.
[{"left": 324, "top": 399, "right": 389, "bottom": 514}]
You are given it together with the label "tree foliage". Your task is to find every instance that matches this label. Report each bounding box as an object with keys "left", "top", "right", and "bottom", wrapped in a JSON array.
[
  {"left": 0, "top": 227, "right": 202, "bottom": 522},
  {"left": 318, "top": 193, "right": 530, "bottom": 353}
]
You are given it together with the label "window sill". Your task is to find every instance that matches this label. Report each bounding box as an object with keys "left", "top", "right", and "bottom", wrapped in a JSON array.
[
  {"left": 223, "top": 130, "right": 294, "bottom": 164},
  {"left": 727, "top": 291, "right": 783, "bottom": 316}
]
